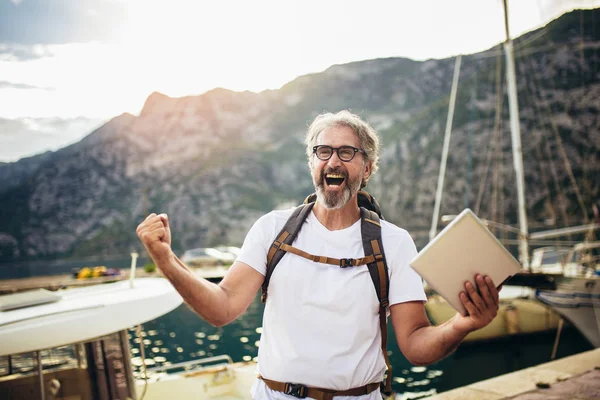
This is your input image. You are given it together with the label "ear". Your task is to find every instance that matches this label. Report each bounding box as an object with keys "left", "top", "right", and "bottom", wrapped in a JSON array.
[{"left": 363, "top": 160, "right": 372, "bottom": 181}]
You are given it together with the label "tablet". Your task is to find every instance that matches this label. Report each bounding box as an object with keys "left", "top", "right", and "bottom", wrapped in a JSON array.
[{"left": 410, "top": 208, "right": 522, "bottom": 316}]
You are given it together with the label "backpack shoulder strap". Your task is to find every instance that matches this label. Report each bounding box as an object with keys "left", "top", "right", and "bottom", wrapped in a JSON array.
[
  {"left": 360, "top": 207, "right": 393, "bottom": 394},
  {"left": 261, "top": 203, "right": 315, "bottom": 303},
  {"left": 360, "top": 207, "right": 389, "bottom": 307}
]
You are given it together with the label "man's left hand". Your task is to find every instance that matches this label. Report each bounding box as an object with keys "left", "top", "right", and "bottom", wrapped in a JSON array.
[{"left": 451, "top": 274, "right": 501, "bottom": 334}]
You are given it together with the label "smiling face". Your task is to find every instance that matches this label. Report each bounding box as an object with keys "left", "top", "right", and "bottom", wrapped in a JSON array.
[{"left": 311, "top": 125, "right": 372, "bottom": 210}]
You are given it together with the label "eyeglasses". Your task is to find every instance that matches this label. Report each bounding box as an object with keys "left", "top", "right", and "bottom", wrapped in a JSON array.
[{"left": 312, "top": 145, "right": 366, "bottom": 162}]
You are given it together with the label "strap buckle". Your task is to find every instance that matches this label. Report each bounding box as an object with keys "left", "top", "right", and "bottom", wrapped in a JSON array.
[
  {"left": 284, "top": 382, "right": 308, "bottom": 398},
  {"left": 340, "top": 258, "right": 354, "bottom": 268}
]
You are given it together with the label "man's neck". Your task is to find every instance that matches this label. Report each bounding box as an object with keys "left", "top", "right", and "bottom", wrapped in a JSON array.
[{"left": 312, "top": 197, "right": 361, "bottom": 231}]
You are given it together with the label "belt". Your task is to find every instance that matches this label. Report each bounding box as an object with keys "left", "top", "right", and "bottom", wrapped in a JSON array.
[{"left": 258, "top": 375, "right": 380, "bottom": 400}]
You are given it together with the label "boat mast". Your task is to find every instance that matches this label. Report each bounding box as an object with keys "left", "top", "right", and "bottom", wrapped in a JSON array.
[
  {"left": 430, "top": 55, "right": 462, "bottom": 241},
  {"left": 502, "top": 0, "right": 529, "bottom": 268}
]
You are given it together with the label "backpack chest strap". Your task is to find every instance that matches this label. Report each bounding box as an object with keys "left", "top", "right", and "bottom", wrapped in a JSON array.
[{"left": 275, "top": 242, "right": 383, "bottom": 268}]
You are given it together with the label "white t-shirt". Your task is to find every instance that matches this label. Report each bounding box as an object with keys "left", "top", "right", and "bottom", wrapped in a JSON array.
[{"left": 237, "top": 208, "right": 427, "bottom": 400}]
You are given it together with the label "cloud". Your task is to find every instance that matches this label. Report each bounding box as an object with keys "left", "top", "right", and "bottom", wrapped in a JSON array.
[
  {"left": 0, "top": 81, "right": 54, "bottom": 90},
  {"left": 0, "top": 116, "right": 104, "bottom": 162},
  {"left": 0, "top": 43, "right": 55, "bottom": 62}
]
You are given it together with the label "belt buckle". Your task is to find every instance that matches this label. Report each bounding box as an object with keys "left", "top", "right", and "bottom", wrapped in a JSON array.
[
  {"left": 340, "top": 258, "right": 353, "bottom": 268},
  {"left": 284, "top": 382, "right": 308, "bottom": 398}
]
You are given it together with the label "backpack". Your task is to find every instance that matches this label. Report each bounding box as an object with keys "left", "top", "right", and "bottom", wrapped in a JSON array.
[{"left": 261, "top": 190, "right": 394, "bottom": 394}]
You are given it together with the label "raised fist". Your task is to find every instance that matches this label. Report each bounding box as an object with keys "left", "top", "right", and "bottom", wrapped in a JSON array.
[{"left": 136, "top": 213, "right": 172, "bottom": 262}]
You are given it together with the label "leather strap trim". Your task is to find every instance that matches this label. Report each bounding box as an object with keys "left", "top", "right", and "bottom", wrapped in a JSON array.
[
  {"left": 258, "top": 375, "right": 380, "bottom": 400},
  {"left": 267, "top": 232, "right": 290, "bottom": 266},
  {"left": 378, "top": 305, "right": 392, "bottom": 393},
  {"left": 364, "top": 217, "right": 381, "bottom": 227},
  {"left": 371, "top": 239, "right": 389, "bottom": 307}
]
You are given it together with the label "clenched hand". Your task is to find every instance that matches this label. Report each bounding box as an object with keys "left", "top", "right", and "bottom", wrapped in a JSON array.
[{"left": 136, "top": 213, "right": 172, "bottom": 263}]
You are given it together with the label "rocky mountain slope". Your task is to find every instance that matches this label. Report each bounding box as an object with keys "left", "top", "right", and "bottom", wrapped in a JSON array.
[{"left": 0, "top": 9, "right": 598, "bottom": 264}]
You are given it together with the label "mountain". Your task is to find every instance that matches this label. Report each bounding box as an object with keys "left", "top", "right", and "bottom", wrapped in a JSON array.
[{"left": 0, "top": 9, "right": 598, "bottom": 266}]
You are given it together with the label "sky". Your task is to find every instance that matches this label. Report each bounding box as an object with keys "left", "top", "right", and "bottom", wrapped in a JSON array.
[{"left": 0, "top": 0, "right": 599, "bottom": 162}]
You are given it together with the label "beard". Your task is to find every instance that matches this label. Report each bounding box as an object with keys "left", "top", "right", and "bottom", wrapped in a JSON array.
[{"left": 313, "top": 166, "right": 363, "bottom": 210}]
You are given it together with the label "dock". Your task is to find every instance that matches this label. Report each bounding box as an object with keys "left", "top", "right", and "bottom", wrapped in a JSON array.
[
  {"left": 0, "top": 266, "right": 229, "bottom": 294},
  {"left": 428, "top": 348, "right": 600, "bottom": 399}
]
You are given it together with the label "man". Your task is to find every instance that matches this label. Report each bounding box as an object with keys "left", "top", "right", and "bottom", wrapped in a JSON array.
[{"left": 137, "top": 110, "right": 500, "bottom": 399}]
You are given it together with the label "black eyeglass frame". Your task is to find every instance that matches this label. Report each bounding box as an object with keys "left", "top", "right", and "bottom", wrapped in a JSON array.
[{"left": 312, "top": 145, "right": 366, "bottom": 162}]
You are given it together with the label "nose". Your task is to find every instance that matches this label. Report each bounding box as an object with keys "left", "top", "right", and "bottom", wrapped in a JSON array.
[{"left": 327, "top": 149, "right": 344, "bottom": 167}]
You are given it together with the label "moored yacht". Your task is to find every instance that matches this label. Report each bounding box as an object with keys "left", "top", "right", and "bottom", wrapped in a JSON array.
[{"left": 0, "top": 277, "right": 256, "bottom": 399}]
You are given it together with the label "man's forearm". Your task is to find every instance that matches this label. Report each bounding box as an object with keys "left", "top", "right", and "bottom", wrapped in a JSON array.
[
  {"left": 154, "top": 253, "right": 232, "bottom": 326},
  {"left": 404, "top": 316, "right": 469, "bottom": 365}
]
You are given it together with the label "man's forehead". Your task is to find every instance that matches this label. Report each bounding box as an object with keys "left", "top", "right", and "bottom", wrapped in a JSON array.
[{"left": 317, "top": 125, "right": 359, "bottom": 144}]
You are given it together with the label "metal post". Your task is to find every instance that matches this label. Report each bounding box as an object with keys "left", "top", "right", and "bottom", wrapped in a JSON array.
[
  {"left": 502, "top": 0, "right": 529, "bottom": 268},
  {"left": 36, "top": 351, "right": 46, "bottom": 400},
  {"left": 119, "top": 329, "right": 138, "bottom": 400},
  {"left": 551, "top": 318, "right": 565, "bottom": 360},
  {"left": 466, "top": 79, "right": 475, "bottom": 209},
  {"left": 430, "top": 54, "right": 462, "bottom": 241},
  {"left": 129, "top": 252, "right": 139, "bottom": 288},
  {"left": 76, "top": 343, "right": 83, "bottom": 368}
]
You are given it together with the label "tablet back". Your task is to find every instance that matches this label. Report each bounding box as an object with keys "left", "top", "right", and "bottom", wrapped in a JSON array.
[{"left": 410, "top": 209, "right": 522, "bottom": 315}]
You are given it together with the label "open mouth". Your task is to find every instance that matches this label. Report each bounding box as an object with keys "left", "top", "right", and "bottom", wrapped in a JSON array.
[{"left": 324, "top": 173, "right": 346, "bottom": 187}]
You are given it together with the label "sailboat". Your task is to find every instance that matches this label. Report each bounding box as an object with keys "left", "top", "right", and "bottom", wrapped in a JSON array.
[
  {"left": 496, "top": 0, "right": 600, "bottom": 349},
  {"left": 425, "top": 1, "right": 600, "bottom": 347},
  {"left": 532, "top": 242, "right": 600, "bottom": 347}
]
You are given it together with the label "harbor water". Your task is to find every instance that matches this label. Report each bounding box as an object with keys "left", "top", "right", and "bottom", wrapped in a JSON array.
[{"left": 129, "top": 293, "right": 594, "bottom": 398}]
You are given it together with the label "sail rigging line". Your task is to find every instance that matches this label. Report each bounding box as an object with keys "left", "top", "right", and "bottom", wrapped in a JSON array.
[
  {"left": 475, "top": 54, "right": 504, "bottom": 217},
  {"left": 520, "top": 42, "right": 591, "bottom": 225},
  {"left": 471, "top": 39, "right": 554, "bottom": 61},
  {"left": 465, "top": 64, "right": 479, "bottom": 210},
  {"left": 499, "top": 110, "right": 506, "bottom": 239},
  {"left": 511, "top": 23, "right": 583, "bottom": 235},
  {"left": 580, "top": 10, "right": 585, "bottom": 92},
  {"left": 577, "top": 9, "right": 598, "bottom": 246},
  {"left": 513, "top": 27, "right": 549, "bottom": 52},
  {"left": 544, "top": 124, "right": 573, "bottom": 230},
  {"left": 516, "top": 51, "right": 569, "bottom": 230},
  {"left": 534, "top": 144, "right": 559, "bottom": 226},
  {"left": 513, "top": 41, "right": 559, "bottom": 228},
  {"left": 136, "top": 324, "right": 149, "bottom": 400},
  {"left": 491, "top": 75, "right": 500, "bottom": 231},
  {"left": 491, "top": 108, "right": 501, "bottom": 235},
  {"left": 491, "top": 87, "right": 507, "bottom": 238},
  {"left": 523, "top": 65, "right": 572, "bottom": 230},
  {"left": 515, "top": 14, "right": 591, "bottom": 225},
  {"left": 500, "top": 239, "right": 589, "bottom": 246}
]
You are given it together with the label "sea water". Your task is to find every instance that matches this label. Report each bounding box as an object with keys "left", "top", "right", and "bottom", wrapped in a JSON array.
[{"left": 129, "top": 294, "right": 593, "bottom": 398}]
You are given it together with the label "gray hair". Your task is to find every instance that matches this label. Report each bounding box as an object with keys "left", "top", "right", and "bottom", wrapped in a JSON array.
[{"left": 304, "top": 110, "right": 380, "bottom": 188}]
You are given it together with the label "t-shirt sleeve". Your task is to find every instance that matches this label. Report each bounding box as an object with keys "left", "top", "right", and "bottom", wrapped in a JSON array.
[
  {"left": 388, "top": 230, "right": 428, "bottom": 306},
  {"left": 236, "top": 213, "right": 274, "bottom": 276}
]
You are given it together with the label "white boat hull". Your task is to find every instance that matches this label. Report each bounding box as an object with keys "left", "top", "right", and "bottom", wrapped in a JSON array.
[
  {"left": 0, "top": 277, "right": 183, "bottom": 356},
  {"left": 138, "top": 361, "right": 257, "bottom": 400},
  {"left": 536, "top": 276, "right": 600, "bottom": 347}
]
